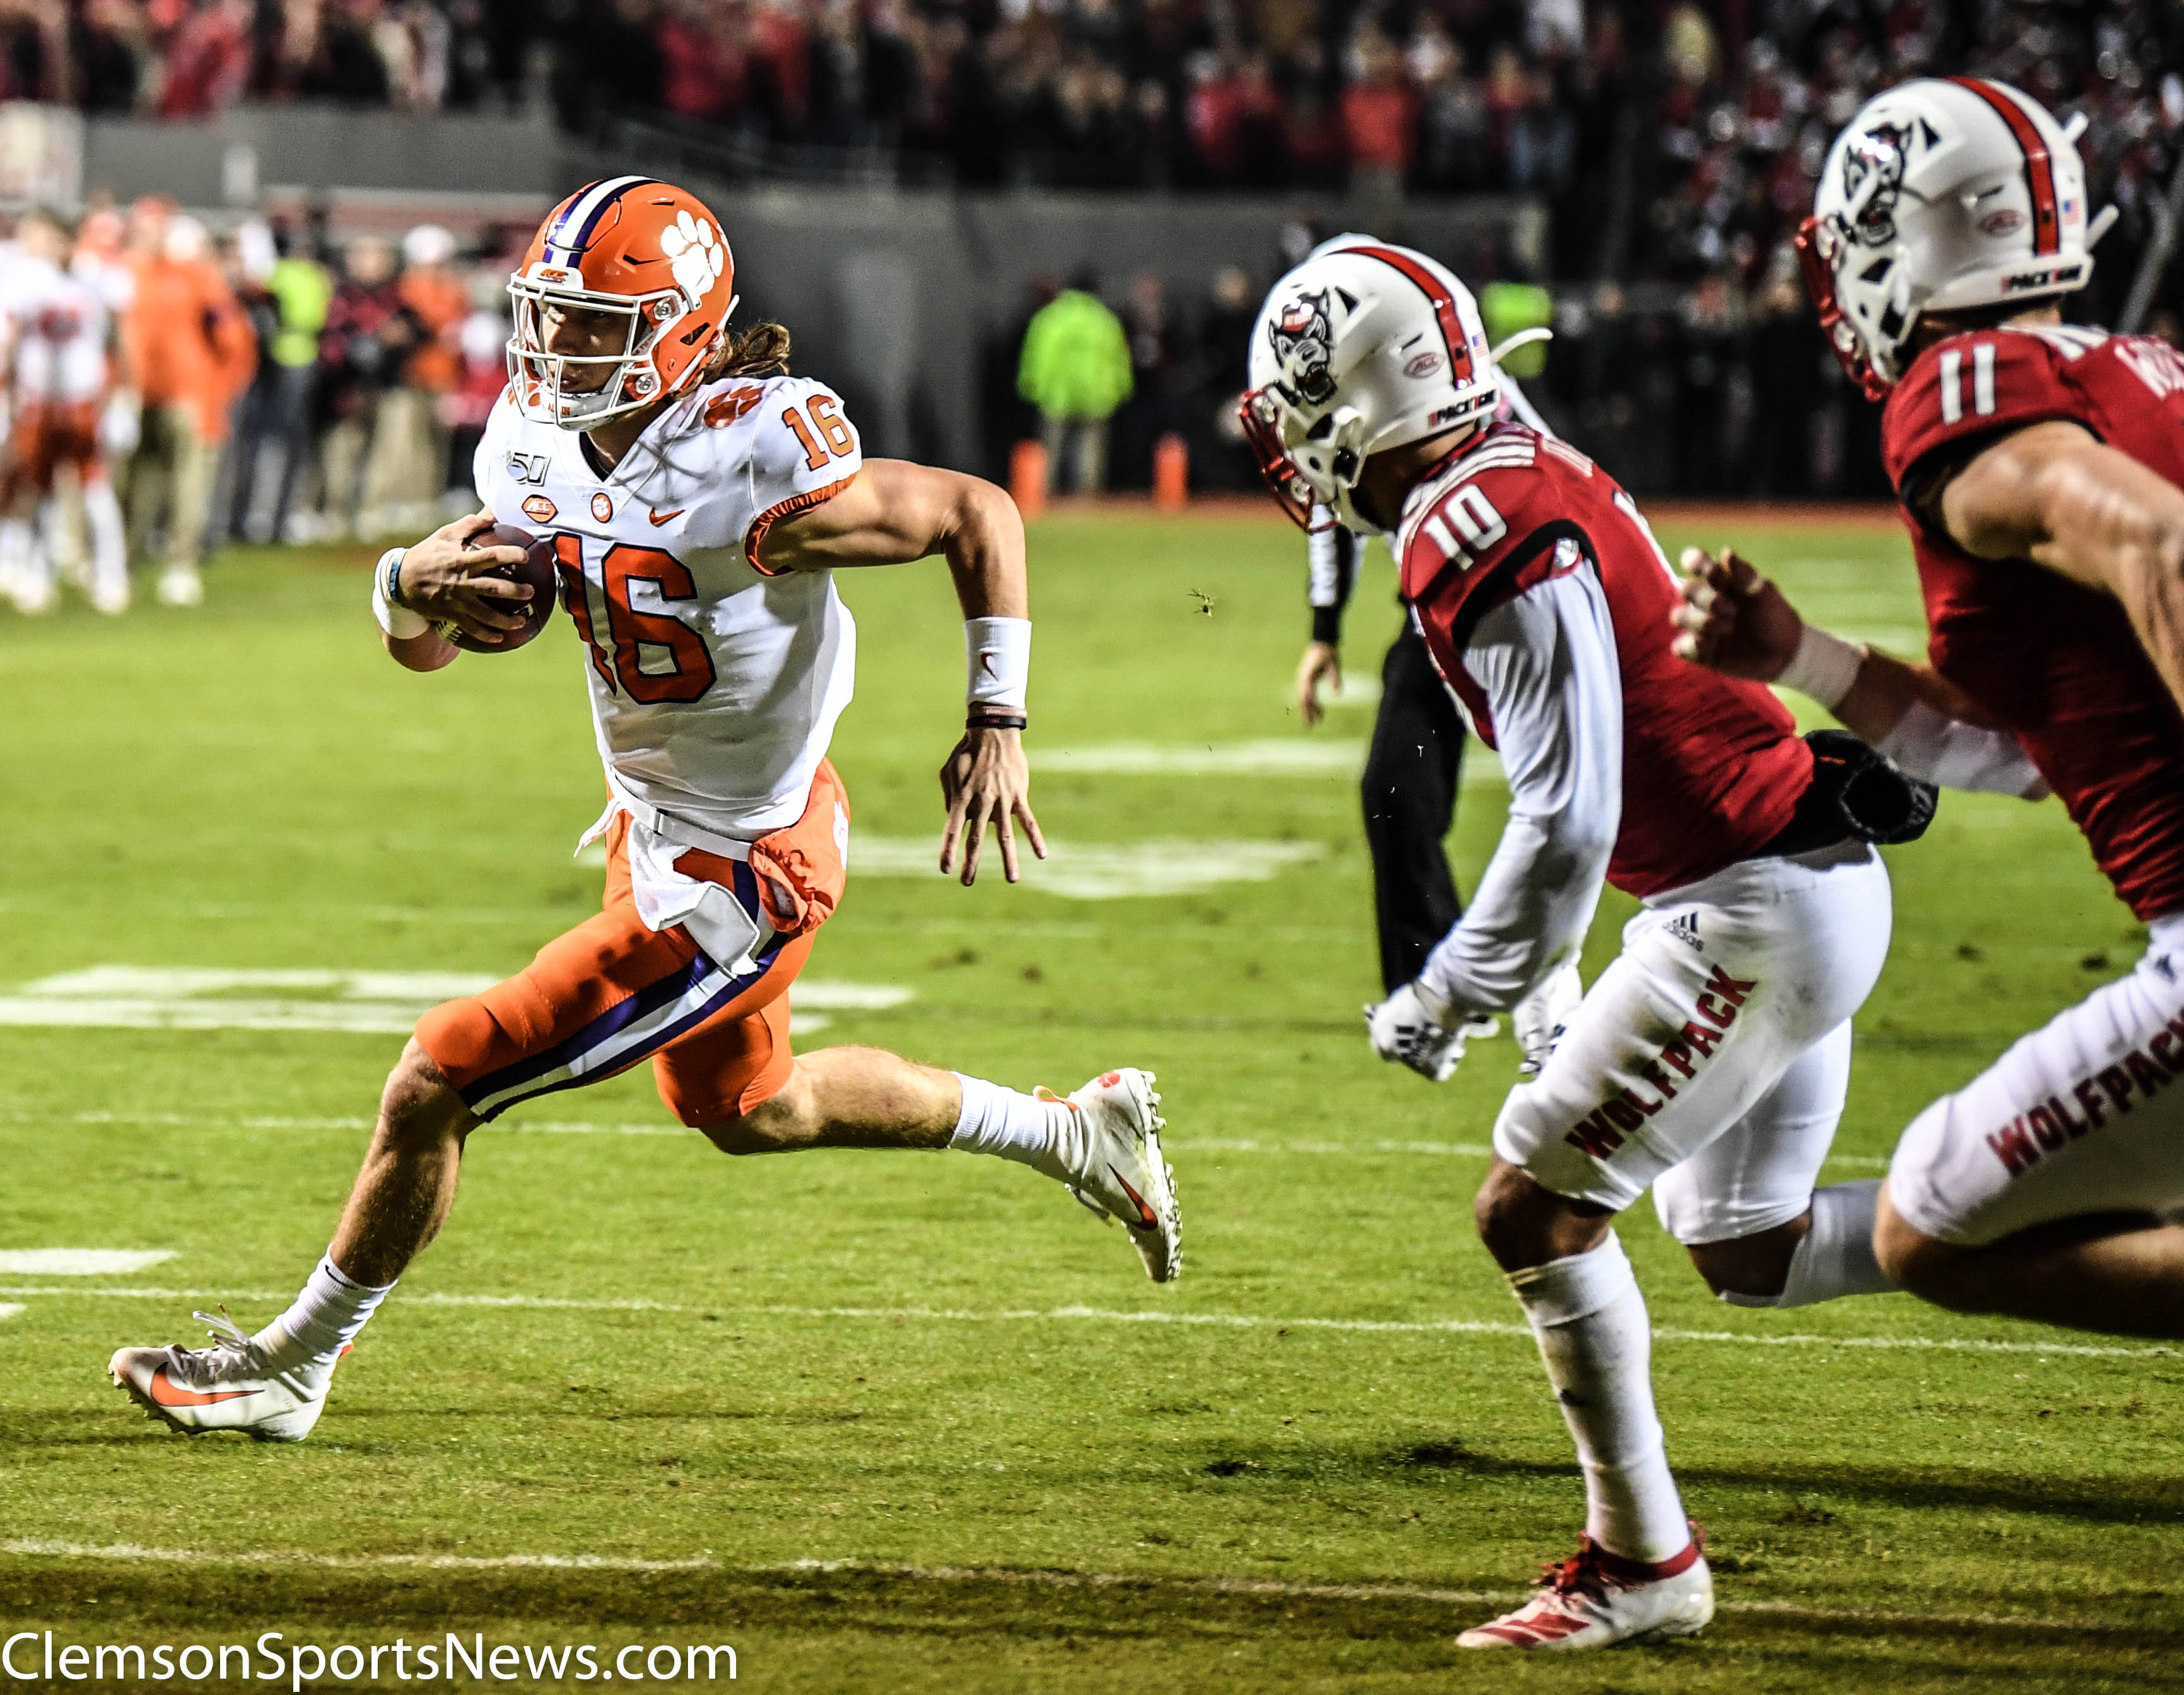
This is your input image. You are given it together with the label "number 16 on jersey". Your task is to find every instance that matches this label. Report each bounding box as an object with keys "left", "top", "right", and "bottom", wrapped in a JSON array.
[{"left": 552, "top": 534, "right": 719, "bottom": 705}]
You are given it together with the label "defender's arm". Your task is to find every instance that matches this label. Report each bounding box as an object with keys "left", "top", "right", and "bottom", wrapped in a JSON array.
[
  {"left": 1416, "top": 570, "right": 1621, "bottom": 1016},
  {"left": 1674, "top": 546, "right": 2047, "bottom": 798},
  {"left": 1296, "top": 512, "right": 1355, "bottom": 727},
  {"left": 758, "top": 459, "right": 1045, "bottom": 884},
  {"left": 1938, "top": 419, "right": 2184, "bottom": 715}
]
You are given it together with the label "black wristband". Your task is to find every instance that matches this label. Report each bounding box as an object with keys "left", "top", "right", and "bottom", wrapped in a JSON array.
[
  {"left": 1310, "top": 605, "right": 1343, "bottom": 646},
  {"left": 967, "top": 712, "right": 1027, "bottom": 731}
]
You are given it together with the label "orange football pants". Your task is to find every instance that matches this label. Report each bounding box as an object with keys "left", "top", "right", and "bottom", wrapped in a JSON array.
[{"left": 416, "top": 770, "right": 849, "bottom": 1127}]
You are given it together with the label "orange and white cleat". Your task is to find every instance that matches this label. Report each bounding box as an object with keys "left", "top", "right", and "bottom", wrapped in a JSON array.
[
  {"left": 1457, "top": 1530, "right": 1712, "bottom": 1650},
  {"left": 1042, "top": 1067, "right": 1181, "bottom": 1284},
  {"left": 109, "top": 1310, "right": 341, "bottom": 1443}
]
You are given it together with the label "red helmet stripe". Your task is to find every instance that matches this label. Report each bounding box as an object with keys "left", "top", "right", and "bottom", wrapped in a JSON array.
[
  {"left": 1947, "top": 78, "right": 2060, "bottom": 256},
  {"left": 1346, "top": 245, "right": 1475, "bottom": 385}
]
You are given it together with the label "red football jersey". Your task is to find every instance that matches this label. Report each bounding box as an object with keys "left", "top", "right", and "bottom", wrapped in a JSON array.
[
  {"left": 1396, "top": 425, "right": 1813, "bottom": 900},
  {"left": 1881, "top": 325, "right": 2184, "bottom": 921}
]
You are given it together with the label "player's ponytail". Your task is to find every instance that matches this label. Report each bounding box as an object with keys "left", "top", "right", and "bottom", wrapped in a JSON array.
[{"left": 709, "top": 320, "right": 793, "bottom": 380}]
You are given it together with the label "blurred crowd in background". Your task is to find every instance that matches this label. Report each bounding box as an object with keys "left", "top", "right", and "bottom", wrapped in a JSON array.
[
  {"left": 5, "top": 0, "right": 2175, "bottom": 267},
  {"left": 0, "top": 0, "right": 2175, "bottom": 607},
  {"left": 0, "top": 197, "right": 517, "bottom": 614}
]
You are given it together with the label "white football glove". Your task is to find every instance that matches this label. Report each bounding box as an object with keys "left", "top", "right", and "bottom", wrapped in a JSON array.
[
  {"left": 1514, "top": 961, "right": 1584, "bottom": 1079},
  {"left": 1366, "top": 979, "right": 1474, "bottom": 1082}
]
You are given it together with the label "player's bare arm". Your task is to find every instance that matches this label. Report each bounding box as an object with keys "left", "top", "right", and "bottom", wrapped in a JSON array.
[
  {"left": 1673, "top": 544, "right": 2047, "bottom": 800},
  {"left": 1674, "top": 545, "right": 1995, "bottom": 740},
  {"left": 1935, "top": 419, "right": 2184, "bottom": 713},
  {"left": 1294, "top": 640, "right": 1340, "bottom": 727},
  {"left": 757, "top": 458, "right": 1046, "bottom": 886},
  {"left": 375, "top": 511, "right": 533, "bottom": 672}
]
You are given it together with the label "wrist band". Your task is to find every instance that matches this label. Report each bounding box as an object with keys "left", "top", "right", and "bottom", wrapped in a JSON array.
[
  {"left": 1775, "top": 622, "right": 1867, "bottom": 710},
  {"left": 371, "top": 546, "right": 428, "bottom": 640},
  {"left": 967, "top": 713, "right": 1027, "bottom": 730},
  {"left": 965, "top": 616, "right": 1031, "bottom": 714}
]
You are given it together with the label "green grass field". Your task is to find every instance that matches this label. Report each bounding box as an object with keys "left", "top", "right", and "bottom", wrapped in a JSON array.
[{"left": 1, "top": 507, "right": 2178, "bottom": 1692}]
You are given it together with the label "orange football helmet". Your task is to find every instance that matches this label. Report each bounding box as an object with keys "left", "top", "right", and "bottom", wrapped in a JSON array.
[{"left": 507, "top": 177, "right": 738, "bottom": 429}]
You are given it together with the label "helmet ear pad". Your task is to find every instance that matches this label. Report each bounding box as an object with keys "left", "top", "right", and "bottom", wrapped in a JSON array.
[{"left": 1282, "top": 404, "right": 1370, "bottom": 505}]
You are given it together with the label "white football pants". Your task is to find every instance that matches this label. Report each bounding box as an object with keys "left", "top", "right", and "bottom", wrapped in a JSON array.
[
  {"left": 1888, "top": 910, "right": 2184, "bottom": 1245},
  {"left": 1495, "top": 840, "right": 1893, "bottom": 1242}
]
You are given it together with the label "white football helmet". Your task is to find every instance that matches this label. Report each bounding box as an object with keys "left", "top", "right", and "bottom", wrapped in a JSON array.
[
  {"left": 1239, "top": 238, "right": 1502, "bottom": 532},
  {"left": 1800, "top": 77, "right": 2115, "bottom": 397}
]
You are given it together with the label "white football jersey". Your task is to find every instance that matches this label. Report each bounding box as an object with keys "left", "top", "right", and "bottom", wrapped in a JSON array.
[
  {"left": 1, "top": 257, "right": 110, "bottom": 403},
  {"left": 474, "top": 370, "right": 865, "bottom": 842}
]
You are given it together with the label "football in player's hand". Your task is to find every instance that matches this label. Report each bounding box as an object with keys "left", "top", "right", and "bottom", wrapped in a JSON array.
[{"left": 438, "top": 524, "right": 558, "bottom": 654}]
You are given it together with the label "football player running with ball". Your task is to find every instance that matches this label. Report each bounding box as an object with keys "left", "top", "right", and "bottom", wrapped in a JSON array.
[
  {"left": 110, "top": 178, "right": 1180, "bottom": 1442},
  {"left": 1241, "top": 241, "right": 1928, "bottom": 1650},
  {"left": 1678, "top": 79, "right": 2184, "bottom": 1338}
]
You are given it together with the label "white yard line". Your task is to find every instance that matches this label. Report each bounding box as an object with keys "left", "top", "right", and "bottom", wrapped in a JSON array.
[
  {"left": 0, "top": 1111, "right": 1886, "bottom": 1166},
  {"left": 1032, "top": 741, "right": 1509, "bottom": 789},
  {"left": 841, "top": 837, "right": 1326, "bottom": 900},
  {"left": 0, "top": 1251, "right": 173, "bottom": 1276},
  {"left": 0, "top": 1542, "right": 2154, "bottom": 1636},
  {"left": 0, "top": 1287, "right": 2166, "bottom": 1359},
  {"left": 0, "top": 970, "right": 906, "bottom": 1038},
  {"left": 0, "top": 1305, "right": 21, "bottom": 1322}
]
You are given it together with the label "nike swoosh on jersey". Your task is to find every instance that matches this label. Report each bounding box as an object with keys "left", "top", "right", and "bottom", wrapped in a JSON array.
[
  {"left": 148, "top": 1369, "right": 258, "bottom": 1408},
  {"left": 1109, "top": 1164, "right": 1160, "bottom": 1229},
  {"left": 647, "top": 508, "right": 685, "bottom": 527}
]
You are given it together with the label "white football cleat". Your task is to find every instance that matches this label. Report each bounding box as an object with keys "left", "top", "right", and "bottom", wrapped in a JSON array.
[
  {"left": 110, "top": 1310, "right": 338, "bottom": 1443},
  {"left": 156, "top": 563, "right": 204, "bottom": 607},
  {"left": 88, "top": 578, "right": 130, "bottom": 616},
  {"left": 1457, "top": 1531, "right": 1712, "bottom": 1650},
  {"left": 1049, "top": 1067, "right": 1181, "bottom": 1283}
]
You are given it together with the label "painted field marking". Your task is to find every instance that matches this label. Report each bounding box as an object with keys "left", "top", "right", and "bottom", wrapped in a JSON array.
[
  {"left": 0, "top": 971, "right": 911, "bottom": 1039},
  {"left": 0, "top": 967, "right": 498, "bottom": 1036},
  {"left": 0, "top": 1285, "right": 2163, "bottom": 1360},
  {"left": 0, "top": 1542, "right": 2159, "bottom": 1638},
  {"left": 845, "top": 836, "right": 1324, "bottom": 900},
  {"left": 0, "top": 1305, "right": 20, "bottom": 1322},
  {"left": 0, "top": 1109, "right": 1883, "bottom": 1168},
  {"left": 575, "top": 833, "right": 1331, "bottom": 897},
  {"left": 1033, "top": 741, "right": 1508, "bottom": 789},
  {"left": 0, "top": 1250, "right": 173, "bottom": 1276}
]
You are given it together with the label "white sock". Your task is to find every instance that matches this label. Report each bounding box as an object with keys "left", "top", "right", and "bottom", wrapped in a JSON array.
[
  {"left": 1776, "top": 1180, "right": 1894, "bottom": 1307},
  {"left": 0, "top": 516, "right": 33, "bottom": 593},
  {"left": 1507, "top": 1233, "right": 1691, "bottom": 1565},
  {"left": 253, "top": 1252, "right": 395, "bottom": 1380},
  {"left": 948, "top": 1073, "right": 1079, "bottom": 1183},
  {"left": 84, "top": 481, "right": 126, "bottom": 600}
]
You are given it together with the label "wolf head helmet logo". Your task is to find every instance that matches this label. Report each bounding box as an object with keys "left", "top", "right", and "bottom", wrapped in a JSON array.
[
  {"left": 1842, "top": 121, "right": 1913, "bottom": 245},
  {"left": 1268, "top": 289, "right": 1337, "bottom": 406}
]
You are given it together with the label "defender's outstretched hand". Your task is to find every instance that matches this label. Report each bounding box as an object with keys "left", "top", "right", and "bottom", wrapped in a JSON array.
[
  {"left": 1671, "top": 546, "right": 1805, "bottom": 681},
  {"left": 1295, "top": 640, "right": 1341, "bottom": 727},
  {"left": 397, "top": 512, "right": 534, "bottom": 647},
  {"left": 1367, "top": 980, "right": 1470, "bottom": 1082},
  {"left": 938, "top": 725, "right": 1048, "bottom": 886}
]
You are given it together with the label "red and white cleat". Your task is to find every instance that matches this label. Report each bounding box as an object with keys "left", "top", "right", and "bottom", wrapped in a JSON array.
[
  {"left": 109, "top": 1310, "right": 341, "bottom": 1443},
  {"left": 1457, "top": 1530, "right": 1712, "bottom": 1650},
  {"left": 1042, "top": 1068, "right": 1181, "bottom": 1284}
]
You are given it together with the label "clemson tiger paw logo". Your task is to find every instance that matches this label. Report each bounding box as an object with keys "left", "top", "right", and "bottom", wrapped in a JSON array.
[{"left": 660, "top": 211, "right": 725, "bottom": 304}]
